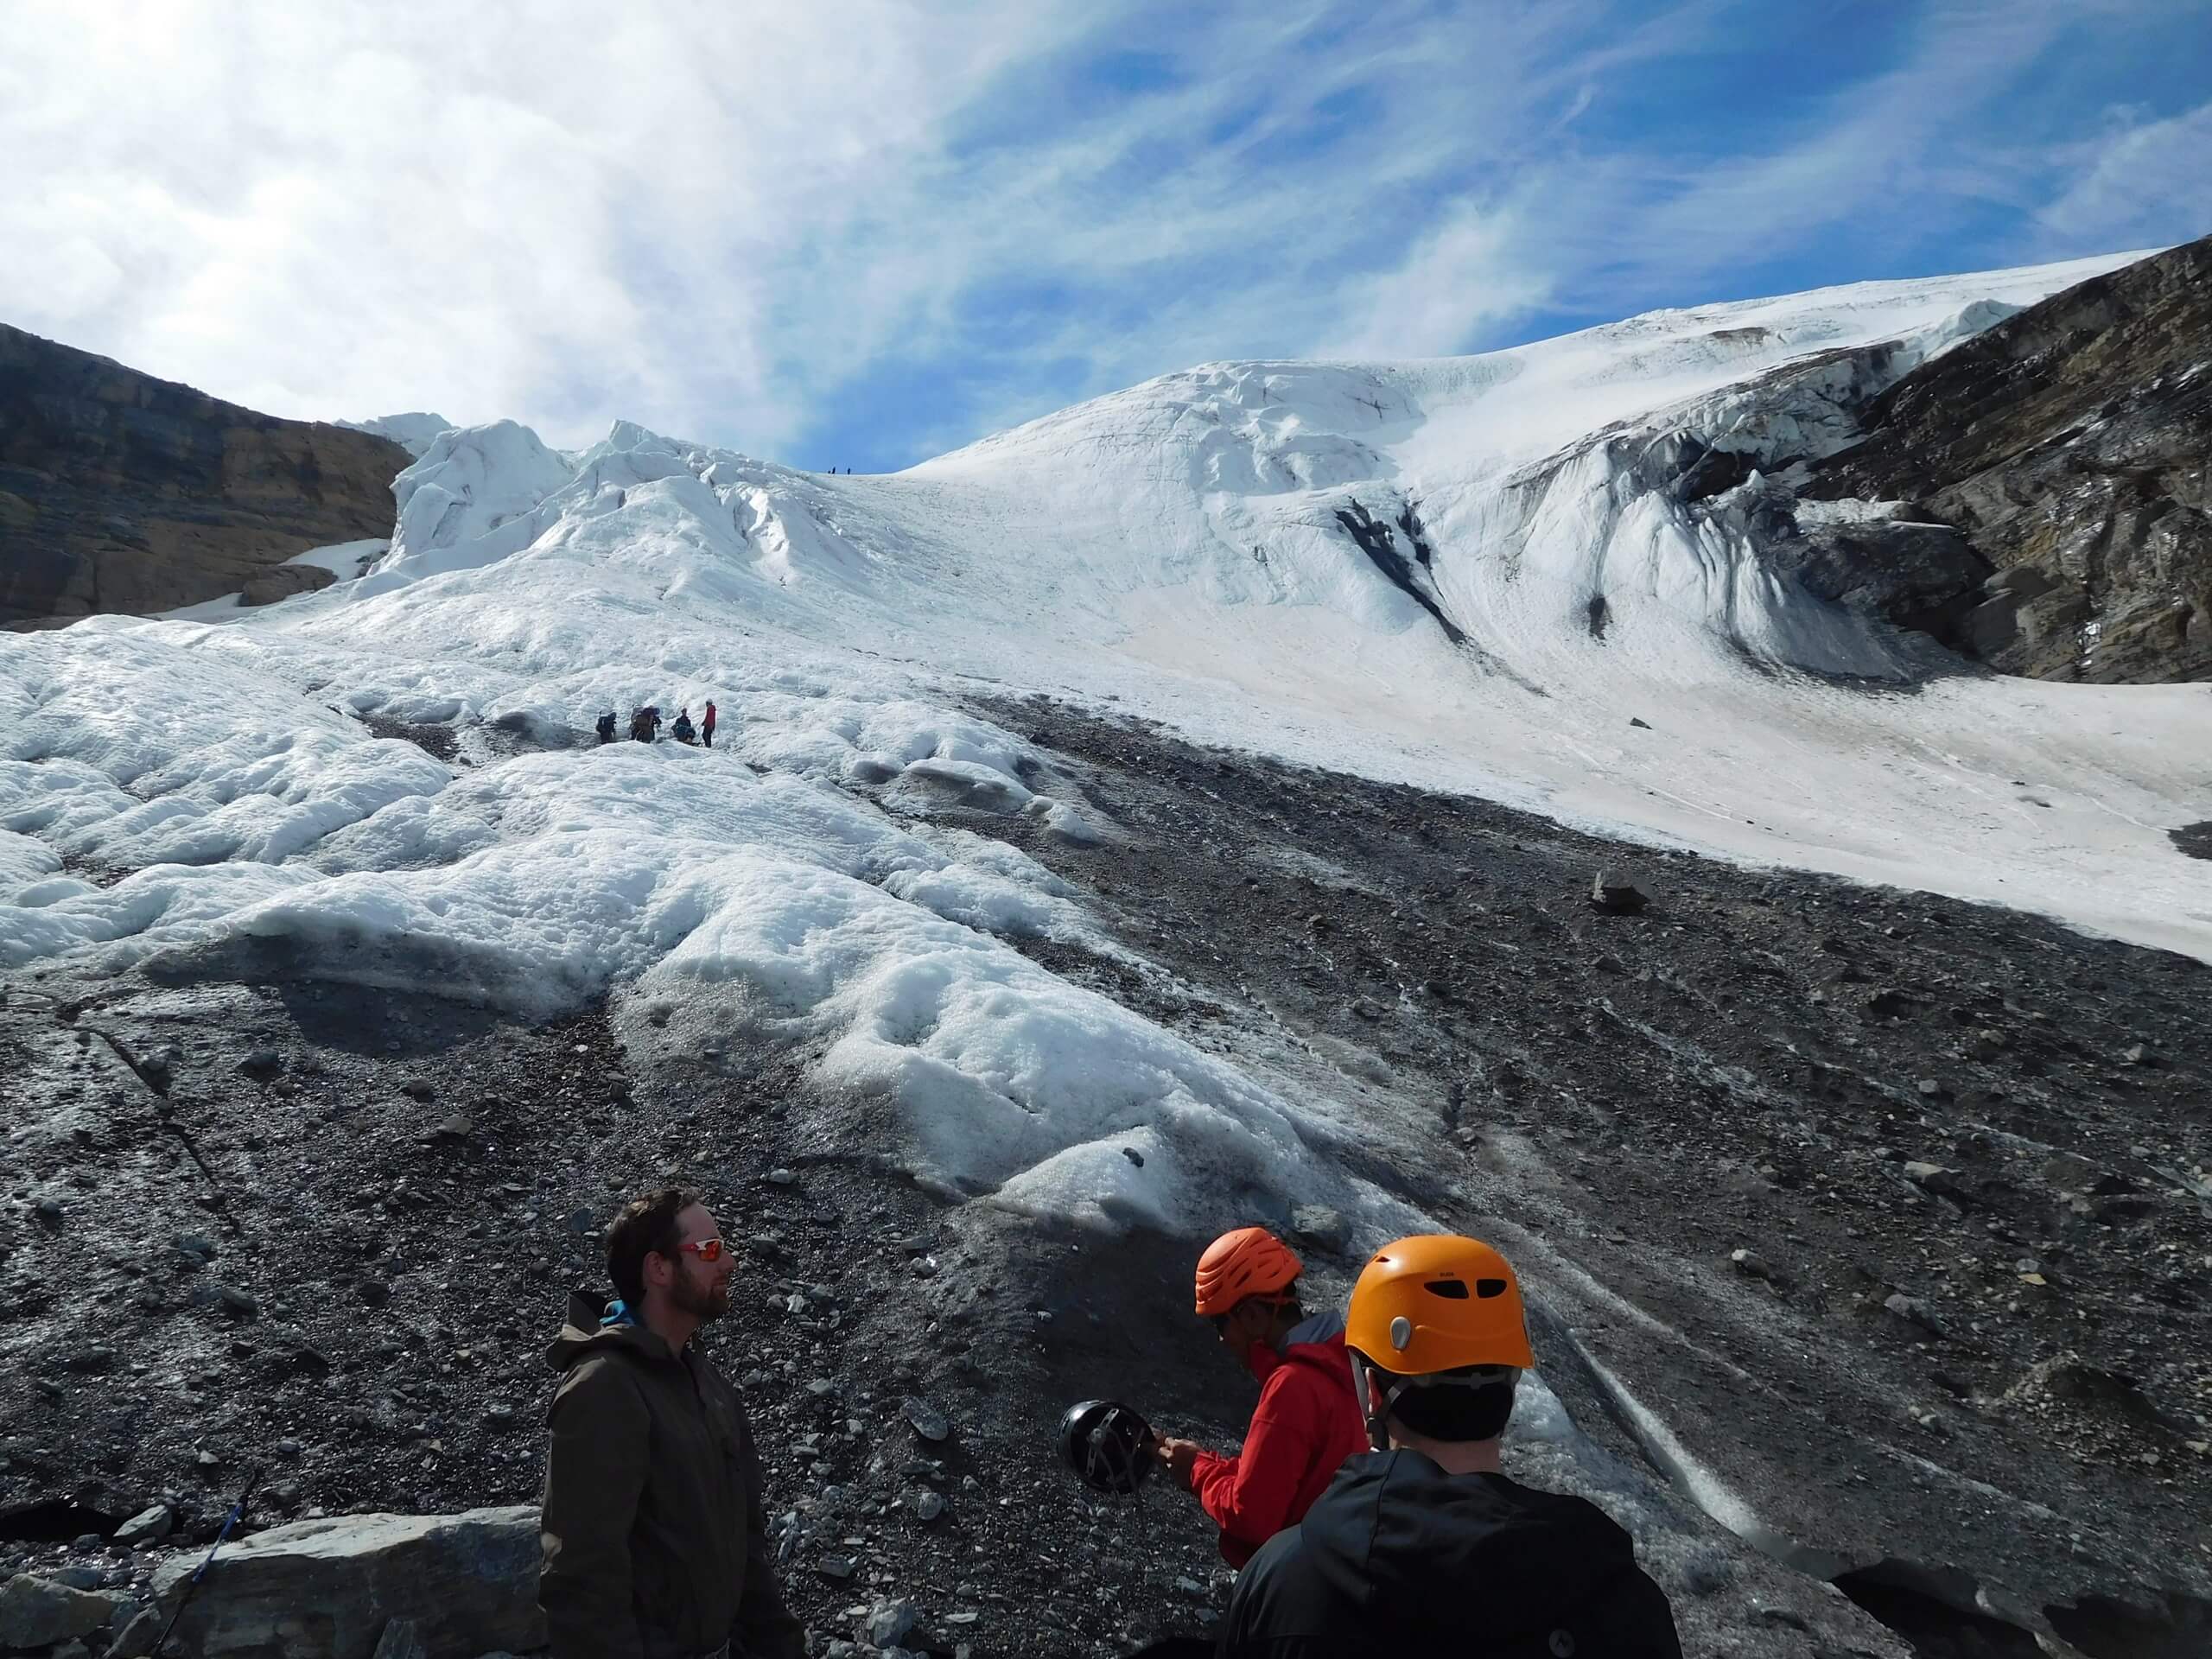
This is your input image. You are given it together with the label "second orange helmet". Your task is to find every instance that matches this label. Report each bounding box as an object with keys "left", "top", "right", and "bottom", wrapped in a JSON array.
[{"left": 1193, "top": 1226, "right": 1304, "bottom": 1317}]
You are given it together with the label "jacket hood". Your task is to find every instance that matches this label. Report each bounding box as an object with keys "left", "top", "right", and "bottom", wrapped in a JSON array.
[
  {"left": 1246, "top": 1307, "right": 1349, "bottom": 1384},
  {"left": 1302, "top": 1451, "right": 1643, "bottom": 1637},
  {"left": 547, "top": 1287, "right": 681, "bottom": 1372}
]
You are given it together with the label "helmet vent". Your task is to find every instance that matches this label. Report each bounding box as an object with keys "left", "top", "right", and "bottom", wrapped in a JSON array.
[
  {"left": 1389, "top": 1315, "right": 1414, "bottom": 1350},
  {"left": 1423, "top": 1279, "right": 1469, "bottom": 1300},
  {"left": 1476, "top": 1278, "right": 1509, "bottom": 1299}
]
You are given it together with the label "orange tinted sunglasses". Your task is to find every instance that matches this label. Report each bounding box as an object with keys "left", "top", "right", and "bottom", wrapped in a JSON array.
[{"left": 676, "top": 1237, "right": 728, "bottom": 1262}]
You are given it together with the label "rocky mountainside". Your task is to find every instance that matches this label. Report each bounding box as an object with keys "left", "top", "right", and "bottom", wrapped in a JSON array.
[
  {"left": 0, "top": 326, "right": 410, "bottom": 629},
  {"left": 1797, "top": 234, "right": 2212, "bottom": 683}
]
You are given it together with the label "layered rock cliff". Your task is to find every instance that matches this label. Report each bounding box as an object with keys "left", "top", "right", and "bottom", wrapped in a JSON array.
[
  {"left": 0, "top": 325, "right": 410, "bottom": 629},
  {"left": 1799, "top": 234, "right": 2212, "bottom": 683}
]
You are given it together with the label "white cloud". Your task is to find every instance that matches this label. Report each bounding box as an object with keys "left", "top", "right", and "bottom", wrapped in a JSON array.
[
  {"left": 1319, "top": 204, "right": 1554, "bottom": 359},
  {"left": 0, "top": 0, "right": 2196, "bottom": 467},
  {"left": 2037, "top": 100, "right": 2212, "bottom": 246}
]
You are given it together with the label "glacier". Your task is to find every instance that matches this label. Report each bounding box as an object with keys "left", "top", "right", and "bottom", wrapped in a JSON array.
[{"left": 4, "top": 247, "right": 2208, "bottom": 1239}]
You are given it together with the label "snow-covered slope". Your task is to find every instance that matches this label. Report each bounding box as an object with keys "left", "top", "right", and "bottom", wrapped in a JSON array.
[
  {"left": 5, "top": 250, "right": 2208, "bottom": 1230},
  {"left": 339, "top": 410, "right": 455, "bottom": 459}
]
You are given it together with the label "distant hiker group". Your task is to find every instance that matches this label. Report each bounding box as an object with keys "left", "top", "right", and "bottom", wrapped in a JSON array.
[
  {"left": 537, "top": 1196, "right": 1683, "bottom": 1658},
  {"left": 595, "top": 699, "right": 718, "bottom": 747}
]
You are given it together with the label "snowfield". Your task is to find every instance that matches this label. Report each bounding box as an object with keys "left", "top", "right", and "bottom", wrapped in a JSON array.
[{"left": 4, "top": 248, "right": 2208, "bottom": 1237}]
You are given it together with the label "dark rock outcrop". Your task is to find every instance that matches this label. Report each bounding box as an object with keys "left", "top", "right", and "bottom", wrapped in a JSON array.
[
  {"left": 1801, "top": 235, "right": 2212, "bottom": 683},
  {"left": 0, "top": 324, "right": 409, "bottom": 629}
]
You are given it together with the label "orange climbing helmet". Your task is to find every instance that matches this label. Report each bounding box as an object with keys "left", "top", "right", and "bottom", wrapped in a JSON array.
[
  {"left": 1193, "top": 1226, "right": 1303, "bottom": 1317},
  {"left": 1345, "top": 1234, "right": 1535, "bottom": 1375}
]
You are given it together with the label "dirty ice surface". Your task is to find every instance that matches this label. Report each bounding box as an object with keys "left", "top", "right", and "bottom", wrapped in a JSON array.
[{"left": 5, "top": 247, "right": 2209, "bottom": 1239}]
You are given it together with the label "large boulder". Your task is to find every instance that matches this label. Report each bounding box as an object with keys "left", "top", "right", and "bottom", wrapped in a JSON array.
[
  {"left": 148, "top": 1507, "right": 543, "bottom": 1659},
  {"left": 0, "top": 1573, "right": 118, "bottom": 1649}
]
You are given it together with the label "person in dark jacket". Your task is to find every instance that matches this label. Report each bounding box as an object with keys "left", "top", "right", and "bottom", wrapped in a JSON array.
[
  {"left": 539, "top": 1189, "right": 804, "bottom": 1659},
  {"left": 701, "top": 700, "right": 717, "bottom": 748},
  {"left": 671, "top": 708, "right": 696, "bottom": 744},
  {"left": 631, "top": 706, "right": 661, "bottom": 743},
  {"left": 1153, "top": 1227, "right": 1368, "bottom": 1568},
  {"left": 595, "top": 712, "right": 618, "bottom": 745},
  {"left": 1218, "top": 1235, "right": 1681, "bottom": 1659}
]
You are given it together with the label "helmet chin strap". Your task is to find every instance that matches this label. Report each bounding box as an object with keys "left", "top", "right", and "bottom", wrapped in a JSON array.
[{"left": 1350, "top": 1351, "right": 1510, "bottom": 1451}]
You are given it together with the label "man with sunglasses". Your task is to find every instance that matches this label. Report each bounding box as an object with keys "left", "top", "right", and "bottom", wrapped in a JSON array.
[
  {"left": 539, "top": 1189, "right": 804, "bottom": 1659},
  {"left": 1150, "top": 1226, "right": 1369, "bottom": 1568}
]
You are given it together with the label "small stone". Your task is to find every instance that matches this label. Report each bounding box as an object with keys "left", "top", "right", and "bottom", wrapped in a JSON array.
[
  {"left": 1904, "top": 1162, "right": 1967, "bottom": 1202},
  {"left": 68, "top": 1345, "right": 118, "bottom": 1374},
  {"left": 2121, "top": 1043, "right": 2152, "bottom": 1066},
  {"left": 817, "top": 1554, "right": 855, "bottom": 1581},
  {"left": 1589, "top": 871, "right": 1649, "bottom": 914},
  {"left": 913, "top": 1491, "right": 946, "bottom": 1522},
  {"left": 400, "top": 1080, "right": 435, "bottom": 1102},
  {"left": 359, "top": 1279, "right": 392, "bottom": 1308},
  {"left": 1291, "top": 1205, "right": 1351, "bottom": 1255},
  {"left": 484, "top": 1403, "right": 517, "bottom": 1430},
  {"left": 1916, "top": 1077, "right": 1946, "bottom": 1098},
  {"left": 274, "top": 1438, "right": 303, "bottom": 1459},
  {"left": 430, "top": 1115, "right": 474, "bottom": 1142},
  {"left": 172, "top": 1233, "right": 215, "bottom": 1262},
  {"left": 1729, "top": 1249, "right": 1774, "bottom": 1281},
  {"left": 216, "top": 1286, "right": 259, "bottom": 1320},
  {"left": 900, "top": 1397, "right": 951, "bottom": 1442},
  {"left": 1120, "top": 1147, "right": 1143, "bottom": 1167},
  {"left": 196, "top": 1448, "right": 222, "bottom": 1469},
  {"left": 1883, "top": 1293, "right": 1945, "bottom": 1337},
  {"left": 238, "top": 1049, "right": 283, "bottom": 1079},
  {"left": 766, "top": 1168, "right": 796, "bottom": 1186},
  {"left": 861, "top": 1599, "right": 920, "bottom": 1649},
  {"left": 35, "top": 1197, "right": 66, "bottom": 1225},
  {"left": 111, "top": 1506, "right": 172, "bottom": 1547},
  {"left": 1628, "top": 716, "right": 1652, "bottom": 729}
]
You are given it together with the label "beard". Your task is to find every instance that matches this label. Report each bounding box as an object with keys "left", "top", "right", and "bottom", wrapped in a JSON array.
[{"left": 670, "top": 1268, "right": 730, "bottom": 1322}]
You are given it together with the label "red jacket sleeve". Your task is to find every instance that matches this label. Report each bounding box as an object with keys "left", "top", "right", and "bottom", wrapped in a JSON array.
[{"left": 1188, "top": 1371, "right": 1319, "bottom": 1554}]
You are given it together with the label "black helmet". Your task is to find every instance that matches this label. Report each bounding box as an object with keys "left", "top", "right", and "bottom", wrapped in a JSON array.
[{"left": 1058, "top": 1399, "right": 1154, "bottom": 1495}]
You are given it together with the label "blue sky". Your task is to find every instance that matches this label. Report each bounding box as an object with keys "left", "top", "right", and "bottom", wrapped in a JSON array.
[{"left": 3, "top": 0, "right": 2206, "bottom": 469}]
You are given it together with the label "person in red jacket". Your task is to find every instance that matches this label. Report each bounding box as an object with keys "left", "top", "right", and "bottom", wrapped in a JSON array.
[
  {"left": 701, "top": 700, "right": 717, "bottom": 749},
  {"left": 1152, "top": 1226, "right": 1370, "bottom": 1567}
]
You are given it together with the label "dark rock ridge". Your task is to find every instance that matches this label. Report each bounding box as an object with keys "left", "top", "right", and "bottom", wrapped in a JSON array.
[
  {"left": 0, "top": 324, "right": 410, "bottom": 629},
  {"left": 1799, "top": 234, "right": 2212, "bottom": 683}
]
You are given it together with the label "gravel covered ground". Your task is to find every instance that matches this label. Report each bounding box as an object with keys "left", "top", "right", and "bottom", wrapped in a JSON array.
[{"left": 4, "top": 695, "right": 2209, "bottom": 1658}]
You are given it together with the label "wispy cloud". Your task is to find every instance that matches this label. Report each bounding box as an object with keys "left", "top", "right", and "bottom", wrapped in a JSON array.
[
  {"left": 2037, "top": 99, "right": 2212, "bottom": 247},
  {"left": 0, "top": 0, "right": 2200, "bottom": 469}
]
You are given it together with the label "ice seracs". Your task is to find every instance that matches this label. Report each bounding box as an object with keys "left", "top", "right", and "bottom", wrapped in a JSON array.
[{"left": 4, "top": 245, "right": 2208, "bottom": 1239}]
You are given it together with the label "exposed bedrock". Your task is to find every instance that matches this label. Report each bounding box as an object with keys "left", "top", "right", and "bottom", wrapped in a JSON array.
[
  {"left": 0, "top": 324, "right": 409, "bottom": 629},
  {"left": 1801, "top": 233, "right": 2212, "bottom": 683}
]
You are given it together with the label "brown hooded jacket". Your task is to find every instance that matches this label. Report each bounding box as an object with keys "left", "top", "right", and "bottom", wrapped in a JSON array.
[{"left": 539, "top": 1289, "right": 803, "bottom": 1659}]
